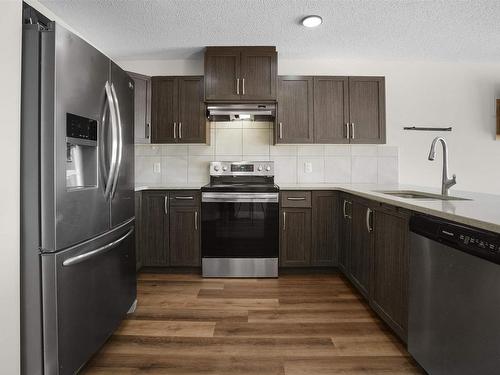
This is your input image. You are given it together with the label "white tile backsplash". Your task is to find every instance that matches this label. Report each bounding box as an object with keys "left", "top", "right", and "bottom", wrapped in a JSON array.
[
  {"left": 324, "top": 156, "right": 352, "bottom": 183},
  {"left": 215, "top": 128, "right": 242, "bottom": 156},
  {"left": 242, "top": 128, "right": 270, "bottom": 155},
  {"left": 352, "top": 156, "right": 378, "bottom": 183},
  {"left": 297, "top": 157, "right": 324, "bottom": 183},
  {"left": 135, "top": 121, "right": 399, "bottom": 186}
]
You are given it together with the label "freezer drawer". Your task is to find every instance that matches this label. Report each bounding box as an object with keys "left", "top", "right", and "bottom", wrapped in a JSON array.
[{"left": 41, "top": 221, "right": 136, "bottom": 375}]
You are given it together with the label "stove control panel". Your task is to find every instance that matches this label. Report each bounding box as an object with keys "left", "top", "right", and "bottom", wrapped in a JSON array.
[{"left": 210, "top": 161, "right": 274, "bottom": 176}]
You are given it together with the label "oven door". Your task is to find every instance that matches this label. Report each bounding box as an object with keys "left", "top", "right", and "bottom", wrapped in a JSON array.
[{"left": 201, "top": 192, "right": 279, "bottom": 258}]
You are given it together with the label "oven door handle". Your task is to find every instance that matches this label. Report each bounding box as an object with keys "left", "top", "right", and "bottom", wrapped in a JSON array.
[{"left": 202, "top": 192, "right": 279, "bottom": 203}]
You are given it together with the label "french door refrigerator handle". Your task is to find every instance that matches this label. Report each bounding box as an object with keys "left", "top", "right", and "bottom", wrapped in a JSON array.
[
  {"left": 62, "top": 228, "right": 134, "bottom": 266},
  {"left": 110, "top": 83, "right": 123, "bottom": 200},
  {"left": 103, "top": 81, "right": 119, "bottom": 200}
]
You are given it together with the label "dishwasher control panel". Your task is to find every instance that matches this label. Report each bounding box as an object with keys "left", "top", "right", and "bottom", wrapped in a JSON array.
[{"left": 411, "top": 215, "right": 500, "bottom": 264}]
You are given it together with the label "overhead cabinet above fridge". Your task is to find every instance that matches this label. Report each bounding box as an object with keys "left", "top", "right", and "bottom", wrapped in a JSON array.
[{"left": 204, "top": 46, "right": 278, "bottom": 101}]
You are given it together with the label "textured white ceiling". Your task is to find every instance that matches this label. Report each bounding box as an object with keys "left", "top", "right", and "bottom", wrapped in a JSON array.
[{"left": 39, "top": 0, "right": 500, "bottom": 62}]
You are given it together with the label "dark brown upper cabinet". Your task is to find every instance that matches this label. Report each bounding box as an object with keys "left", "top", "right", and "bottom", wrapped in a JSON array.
[
  {"left": 151, "top": 76, "right": 207, "bottom": 144},
  {"left": 204, "top": 46, "right": 277, "bottom": 101},
  {"left": 276, "top": 76, "right": 314, "bottom": 144},
  {"left": 313, "top": 76, "right": 349, "bottom": 143},
  {"left": 277, "top": 75, "right": 385, "bottom": 145},
  {"left": 128, "top": 72, "right": 151, "bottom": 144},
  {"left": 348, "top": 76, "right": 386, "bottom": 144}
]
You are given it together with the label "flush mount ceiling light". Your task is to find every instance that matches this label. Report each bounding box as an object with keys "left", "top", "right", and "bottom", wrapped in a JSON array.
[{"left": 301, "top": 15, "right": 323, "bottom": 28}]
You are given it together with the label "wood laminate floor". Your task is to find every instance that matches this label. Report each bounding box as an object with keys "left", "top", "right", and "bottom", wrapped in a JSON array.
[{"left": 82, "top": 272, "right": 424, "bottom": 375}]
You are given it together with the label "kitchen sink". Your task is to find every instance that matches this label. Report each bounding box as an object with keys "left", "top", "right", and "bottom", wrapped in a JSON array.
[{"left": 377, "top": 190, "right": 472, "bottom": 201}]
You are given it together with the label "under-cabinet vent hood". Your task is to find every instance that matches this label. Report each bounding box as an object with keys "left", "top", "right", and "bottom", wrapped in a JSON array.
[{"left": 207, "top": 103, "right": 276, "bottom": 122}]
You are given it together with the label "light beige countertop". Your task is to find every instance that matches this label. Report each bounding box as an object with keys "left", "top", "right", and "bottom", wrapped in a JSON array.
[
  {"left": 280, "top": 184, "right": 500, "bottom": 234},
  {"left": 136, "top": 183, "right": 500, "bottom": 233}
]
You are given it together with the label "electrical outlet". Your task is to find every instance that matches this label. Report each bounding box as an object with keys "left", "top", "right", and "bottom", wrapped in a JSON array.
[
  {"left": 153, "top": 162, "right": 161, "bottom": 174},
  {"left": 304, "top": 162, "right": 313, "bottom": 173}
]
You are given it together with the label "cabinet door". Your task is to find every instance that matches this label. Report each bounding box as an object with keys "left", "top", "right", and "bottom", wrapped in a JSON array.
[
  {"left": 240, "top": 49, "right": 277, "bottom": 100},
  {"left": 313, "top": 77, "right": 349, "bottom": 143},
  {"left": 129, "top": 72, "right": 151, "bottom": 144},
  {"left": 276, "top": 76, "right": 314, "bottom": 143},
  {"left": 140, "top": 191, "right": 169, "bottom": 266},
  {"left": 348, "top": 76, "right": 386, "bottom": 144},
  {"left": 169, "top": 205, "right": 200, "bottom": 267},
  {"left": 204, "top": 48, "right": 241, "bottom": 101},
  {"left": 280, "top": 208, "right": 311, "bottom": 267},
  {"left": 178, "top": 76, "right": 206, "bottom": 143},
  {"left": 338, "top": 196, "right": 352, "bottom": 273},
  {"left": 349, "top": 200, "right": 373, "bottom": 297},
  {"left": 371, "top": 208, "right": 409, "bottom": 341},
  {"left": 151, "top": 77, "right": 178, "bottom": 143},
  {"left": 311, "top": 191, "right": 338, "bottom": 266}
]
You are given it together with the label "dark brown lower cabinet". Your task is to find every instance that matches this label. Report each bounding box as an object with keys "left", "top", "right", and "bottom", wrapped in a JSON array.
[
  {"left": 169, "top": 205, "right": 200, "bottom": 267},
  {"left": 371, "top": 206, "right": 410, "bottom": 341},
  {"left": 311, "top": 191, "right": 338, "bottom": 266},
  {"left": 348, "top": 198, "right": 374, "bottom": 298},
  {"left": 280, "top": 207, "right": 311, "bottom": 267},
  {"left": 137, "top": 190, "right": 200, "bottom": 268},
  {"left": 140, "top": 191, "right": 169, "bottom": 266}
]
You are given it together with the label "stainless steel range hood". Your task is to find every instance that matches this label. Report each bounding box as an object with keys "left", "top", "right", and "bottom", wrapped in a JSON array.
[{"left": 207, "top": 103, "right": 276, "bottom": 122}]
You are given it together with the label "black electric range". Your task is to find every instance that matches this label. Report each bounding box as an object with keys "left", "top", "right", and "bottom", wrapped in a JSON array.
[{"left": 201, "top": 161, "right": 279, "bottom": 277}]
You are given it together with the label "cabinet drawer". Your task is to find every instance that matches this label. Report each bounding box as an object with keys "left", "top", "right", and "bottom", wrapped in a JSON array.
[
  {"left": 281, "top": 191, "right": 312, "bottom": 207},
  {"left": 169, "top": 191, "right": 200, "bottom": 206}
]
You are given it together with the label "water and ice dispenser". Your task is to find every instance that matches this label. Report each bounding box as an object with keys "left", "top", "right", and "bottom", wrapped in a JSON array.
[{"left": 66, "top": 113, "right": 98, "bottom": 189}]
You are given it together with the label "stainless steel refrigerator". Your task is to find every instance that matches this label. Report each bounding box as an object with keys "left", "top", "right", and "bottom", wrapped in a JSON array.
[{"left": 21, "top": 15, "right": 136, "bottom": 375}]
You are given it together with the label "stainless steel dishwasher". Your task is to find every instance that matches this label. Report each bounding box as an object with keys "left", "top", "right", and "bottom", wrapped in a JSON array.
[{"left": 408, "top": 215, "right": 500, "bottom": 375}]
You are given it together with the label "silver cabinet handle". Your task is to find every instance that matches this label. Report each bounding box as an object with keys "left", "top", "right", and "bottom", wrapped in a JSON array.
[
  {"left": 179, "top": 122, "right": 182, "bottom": 139},
  {"left": 164, "top": 196, "right": 168, "bottom": 215},
  {"left": 236, "top": 78, "right": 240, "bottom": 95},
  {"left": 366, "top": 208, "right": 373, "bottom": 232},
  {"left": 345, "top": 123, "right": 350, "bottom": 139},
  {"left": 279, "top": 122, "right": 283, "bottom": 139},
  {"left": 283, "top": 211, "right": 286, "bottom": 231},
  {"left": 242, "top": 78, "right": 245, "bottom": 95},
  {"left": 351, "top": 123, "right": 355, "bottom": 139},
  {"left": 195, "top": 210, "right": 198, "bottom": 231},
  {"left": 343, "top": 200, "right": 352, "bottom": 219},
  {"left": 287, "top": 197, "right": 306, "bottom": 201},
  {"left": 174, "top": 196, "right": 194, "bottom": 200},
  {"left": 63, "top": 228, "right": 134, "bottom": 267},
  {"left": 173, "top": 122, "right": 177, "bottom": 139},
  {"left": 145, "top": 123, "right": 150, "bottom": 139}
]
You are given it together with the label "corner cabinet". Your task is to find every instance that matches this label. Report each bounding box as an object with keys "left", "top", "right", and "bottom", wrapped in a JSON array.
[
  {"left": 128, "top": 72, "right": 151, "bottom": 144},
  {"left": 204, "top": 46, "right": 277, "bottom": 101},
  {"left": 338, "top": 193, "right": 410, "bottom": 342},
  {"left": 151, "top": 76, "right": 207, "bottom": 144},
  {"left": 276, "top": 75, "right": 385, "bottom": 145}
]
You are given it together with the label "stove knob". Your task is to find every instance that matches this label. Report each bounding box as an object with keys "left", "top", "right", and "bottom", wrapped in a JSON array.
[
  {"left": 258, "top": 165, "right": 263, "bottom": 171},
  {"left": 214, "top": 165, "right": 220, "bottom": 171},
  {"left": 266, "top": 165, "right": 271, "bottom": 171},
  {"left": 222, "top": 166, "right": 228, "bottom": 171}
]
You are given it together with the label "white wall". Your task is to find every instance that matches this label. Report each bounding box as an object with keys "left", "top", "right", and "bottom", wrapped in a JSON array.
[
  {"left": 120, "top": 58, "right": 500, "bottom": 194},
  {"left": 0, "top": 1, "right": 22, "bottom": 374}
]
